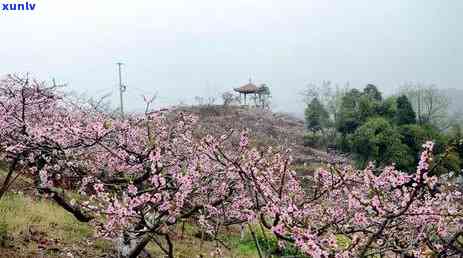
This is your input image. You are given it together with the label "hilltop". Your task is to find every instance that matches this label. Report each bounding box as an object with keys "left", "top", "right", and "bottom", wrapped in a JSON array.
[{"left": 173, "top": 105, "right": 341, "bottom": 168}]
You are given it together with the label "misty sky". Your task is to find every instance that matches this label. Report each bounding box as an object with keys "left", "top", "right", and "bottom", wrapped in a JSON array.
[{"left": 0, "top": 1, "right": 462, "bottom": 116}]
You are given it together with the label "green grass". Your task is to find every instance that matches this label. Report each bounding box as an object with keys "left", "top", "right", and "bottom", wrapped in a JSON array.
[
  {"left": 0, "top": 193, "right": 91, "bottom": 240},
  {"left": 0, "top": 192, "right": 112, "bottom": 257},
  {"left": 145, "top": 223, "right": 261, "bottom": 258},
  {"left": 224, "top": 234, "right": 259, "bottom": 257},
  {"left": 223, "top": 226, "right": 311, "bottom": 258}
]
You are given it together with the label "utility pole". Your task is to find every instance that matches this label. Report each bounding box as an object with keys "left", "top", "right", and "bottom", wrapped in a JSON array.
[{"left": 116, "top": 62, "right": 126, "bottom": 117}]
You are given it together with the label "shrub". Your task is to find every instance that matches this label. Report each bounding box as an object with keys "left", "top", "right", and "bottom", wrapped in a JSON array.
[
  {"left": 303, "top": 132, "right": 323, "bottom": 147},
  {"left": 352, "top": 117, "right": 414, "bottom": 169}
]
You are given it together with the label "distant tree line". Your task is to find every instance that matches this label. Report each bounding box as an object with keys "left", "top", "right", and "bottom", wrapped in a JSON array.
[{"left": 303, "top": 82, "right": 463, "bottom": 174}]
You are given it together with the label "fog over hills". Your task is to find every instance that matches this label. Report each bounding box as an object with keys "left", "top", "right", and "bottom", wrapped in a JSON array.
[
  {"left": 1, "top": 0, "right": 462, "bottom": 117},
  {"left": 442, "top": 88, "right": 463, "bottom": 119}
]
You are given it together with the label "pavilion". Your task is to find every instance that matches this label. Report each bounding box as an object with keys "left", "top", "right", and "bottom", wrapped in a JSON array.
[{"left": 233, "top": 79, "right": 259, "bottom": 105}]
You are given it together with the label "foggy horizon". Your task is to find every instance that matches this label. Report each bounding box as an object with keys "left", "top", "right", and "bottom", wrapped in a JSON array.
[{"left": 1, "top": 0, "right": 462, "bottom": 116}]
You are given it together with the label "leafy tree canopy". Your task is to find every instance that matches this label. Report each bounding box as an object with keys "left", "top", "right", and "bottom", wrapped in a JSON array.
[
  {"left": 395, "top": 95, "right": 416, "bottom": 125},
  {"left": 363, "top": 84, "right": 382, "bottom": 101},
  {"left": 336, "top": 89, "right": 362, "bottom": 135},
  {"left": 305, "top": 97, "right": 330, "bottom": 132},
  {"left": 352, "top": 117, "right": 414, "bottom": 170}
]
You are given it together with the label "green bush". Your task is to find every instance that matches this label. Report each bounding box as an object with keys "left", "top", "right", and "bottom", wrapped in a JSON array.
[
  {"left": 352, "top": 117, "right": 414, "bottom": 170},
  {"left": 303, "top": 132, "right": 323, "bottom": 147},
  {"left": 238, "top": 234, "right": 309, "bottom": 257},
  {"left": 303, "top": 131, "right": 333, "bottom": 148},
  {"left": 336, "top": 134, "right": 353, "bottom": 153}
]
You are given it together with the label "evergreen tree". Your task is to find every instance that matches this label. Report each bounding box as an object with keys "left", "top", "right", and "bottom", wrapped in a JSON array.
[
  {"left": 395, "top": 95, "right": 416, "bottom": 125},
  {"left": 336, "top": 89, "right": 362, "bottom": 135},
  {"left": 358, "top": 94, "right": 381, "bottom": 122},
  {"left": 257, "top": 84, "right": 271, "bottom": 108},
  {"left": 363, "top": 84, "right": 382, "bottom": 101},
  {"left": 305, "top": 98, "right": 329, "bottom": 132}
]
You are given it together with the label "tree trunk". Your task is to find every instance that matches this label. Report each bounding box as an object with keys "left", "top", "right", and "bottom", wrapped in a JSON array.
[
  {"left": 0, "top": 158, "right": 18, "bottom": 201},
  {"left": 116, "top": 232, "right": 151, "bottom": 258}
]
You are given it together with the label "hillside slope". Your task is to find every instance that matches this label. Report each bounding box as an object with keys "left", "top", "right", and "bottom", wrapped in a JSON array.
[{"left": 174, "top": 105, "right": 338, "bottom": 166}]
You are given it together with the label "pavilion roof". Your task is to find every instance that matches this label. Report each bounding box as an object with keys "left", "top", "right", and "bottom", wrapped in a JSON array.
[{"left": 233, "top": 82, "right": 259, "bottom": 94}]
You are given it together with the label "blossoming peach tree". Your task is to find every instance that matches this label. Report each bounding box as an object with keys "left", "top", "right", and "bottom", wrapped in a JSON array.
[{"left": 0, "top": 75, "right": 462, "bottom": 258}]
